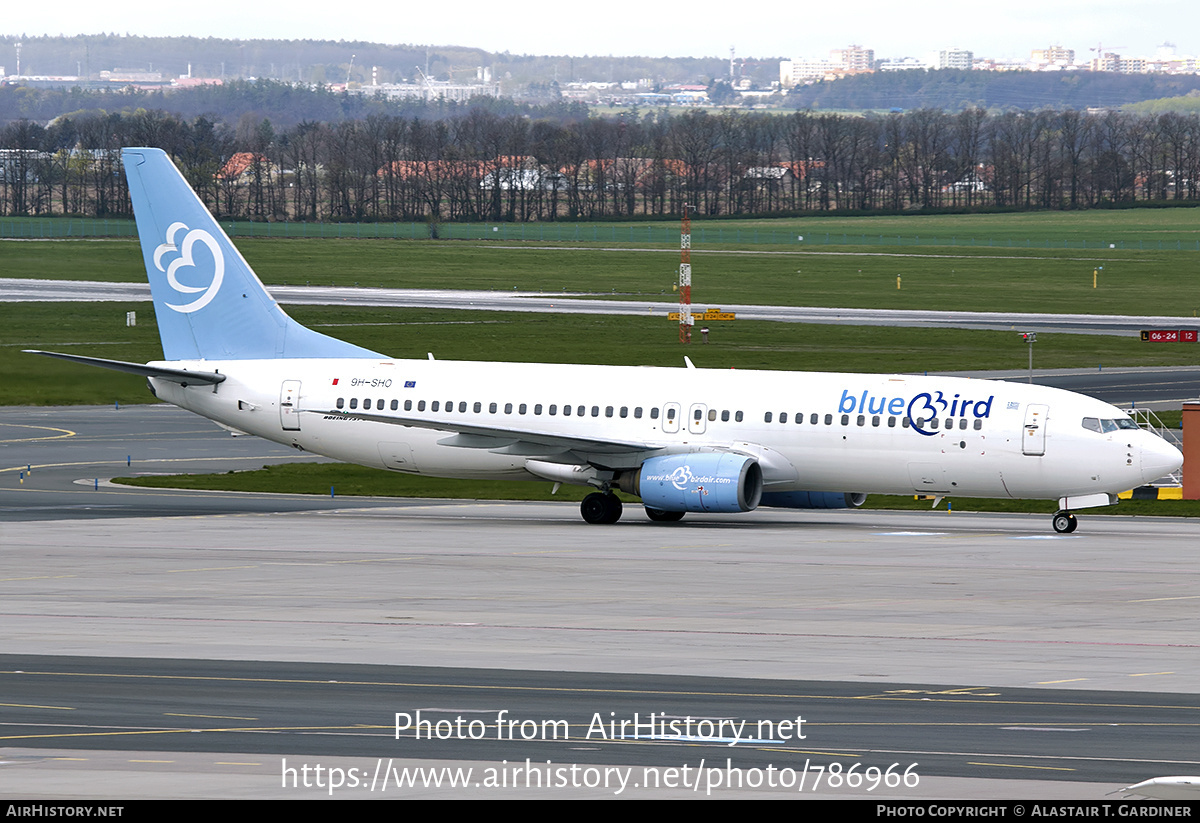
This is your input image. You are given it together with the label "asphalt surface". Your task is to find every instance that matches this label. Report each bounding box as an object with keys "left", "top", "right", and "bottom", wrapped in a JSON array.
[
  {"left": 5, "top": 277, "right": 1200, "bottom": 337},
  {"left": 4, "top": 403, "right": 1200, "bottom": 798}
]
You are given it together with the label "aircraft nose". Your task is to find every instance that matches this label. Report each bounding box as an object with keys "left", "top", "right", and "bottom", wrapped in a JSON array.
[{"left": 1139, "top": 434, "right": 1184, "bottom": 485}]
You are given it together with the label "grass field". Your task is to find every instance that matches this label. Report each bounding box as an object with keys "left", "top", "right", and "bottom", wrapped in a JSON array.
[
  {"left": 4, "top": 237, "right": 1200, "bottom": 318},
  {"left": 5, "top": 205, "right": 1200, "bottom": 245},
  {"left": 113, "top": 464, "right": 1200, "bottom": 518}
]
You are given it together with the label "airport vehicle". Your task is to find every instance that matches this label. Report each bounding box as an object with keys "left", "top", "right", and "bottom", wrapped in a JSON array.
[{"left": 28, "top": 148, "right": 1184, "bottom": 531}]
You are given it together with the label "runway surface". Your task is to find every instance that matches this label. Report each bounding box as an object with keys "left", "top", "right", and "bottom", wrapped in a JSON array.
[
  {"left": 5, "top": 276, "right": 1200, "bottom": 337},
  {"left": 4, "top": 404, "right": 1200, "bottom": 798}
]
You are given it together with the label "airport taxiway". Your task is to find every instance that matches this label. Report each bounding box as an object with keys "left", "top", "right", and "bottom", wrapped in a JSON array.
[{"left": 4, "top": 404, "right": 1199, "bottom": 798}]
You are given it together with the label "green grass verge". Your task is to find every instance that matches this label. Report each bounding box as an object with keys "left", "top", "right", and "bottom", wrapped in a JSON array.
[
  {"left": 112, "top": 463, "right": 1198, "bottom": 517},
  {"left": 6, "top": 206, "right": 1200, "bottom": 245},
  {"left": 4, "top": 216, "right": 1200, "bottom": 317}
]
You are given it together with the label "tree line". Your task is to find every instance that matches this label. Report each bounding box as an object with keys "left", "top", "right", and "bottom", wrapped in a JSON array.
[{"left": 3, "top": 105, "right": 1200, "bottom": 221}]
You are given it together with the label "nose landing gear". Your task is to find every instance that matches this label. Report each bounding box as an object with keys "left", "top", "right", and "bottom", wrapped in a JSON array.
[{"left": 1052, "top": 510, "right": 1078, "bottom": 534}]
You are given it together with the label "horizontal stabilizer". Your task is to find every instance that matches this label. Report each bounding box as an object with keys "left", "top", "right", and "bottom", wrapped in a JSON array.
[{"left": 25, "top": 350, "right": 226, "bottom": 385}]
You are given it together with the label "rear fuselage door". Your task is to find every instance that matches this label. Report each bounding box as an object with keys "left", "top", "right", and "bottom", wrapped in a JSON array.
[
  {"left": 688, "top": 403, "right": 708, "bottom": 434},
  {"left": 280, "top": 380, "right": 302, "bottom": 431}
]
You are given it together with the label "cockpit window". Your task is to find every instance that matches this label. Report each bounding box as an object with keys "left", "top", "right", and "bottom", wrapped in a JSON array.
[{"left": 1084, "top": 417, "right": 1139, "bottom": 433}]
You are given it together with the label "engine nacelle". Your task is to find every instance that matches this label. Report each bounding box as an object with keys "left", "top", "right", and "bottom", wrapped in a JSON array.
[
  {"left": 760, "top": 491, "right": 867, "bottom": 509},
  {"left": 624, "top": 453, "right": 764, "bottom": 513}
]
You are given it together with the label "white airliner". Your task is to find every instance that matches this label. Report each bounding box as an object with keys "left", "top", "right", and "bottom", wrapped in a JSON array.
[{"left": 28, "top": 148, "right": 1184, "bottom": 532}]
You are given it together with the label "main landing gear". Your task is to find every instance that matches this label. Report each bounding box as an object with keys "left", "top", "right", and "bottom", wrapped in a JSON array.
[
  {"left": 645, "top": 507, "right": 685, "bottom": 523},
  {"left": 1051, "top": 510, "right": 1078, "bottom": 534},
  {"left": 581, "top": 492, "right": 623, "bottom": 524}
]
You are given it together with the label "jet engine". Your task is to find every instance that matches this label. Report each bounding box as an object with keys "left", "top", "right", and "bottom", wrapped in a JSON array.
[{"left": 618, "top": 453, "right": 763, "bottom": 513}]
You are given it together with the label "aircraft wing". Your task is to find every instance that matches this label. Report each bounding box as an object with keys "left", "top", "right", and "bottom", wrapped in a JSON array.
[{"left": 307, "top": 407, "right": 665, "bottom": 462}]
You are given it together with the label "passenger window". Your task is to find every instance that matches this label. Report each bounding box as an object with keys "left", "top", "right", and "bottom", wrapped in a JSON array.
[
  {"left": 606, "top": 406, "right": 614, "bottom": 417},
  {"left": 391, "top": 399, "right": 399, "bottom": 411},
  {"left": 519, "top": 403, "right": 527, "bottom": 414},
  {"left": 404, "top": 399, "right": 412, "bottom": 411},
  {"left": 489, "top": 402, "right": 497, "bottom": 413},
  {"left": 666, "top": 408, "right": 676, "bottom": 421},
  {"left": 350, "top": 398, "right": 359, "bottom": 409},
  {"left": 856, "top": 414, "right": 865, "bottom": 426},
  {"left": 872, "top": 415, "right": 880, "bottom": 427},
  {"left": 694, "top": 408, "right": 703, "bottom": 421},
  {"left": 549, "top": 404, "right": 557, "bottom": 415},
  {"left": 459, "top": 402, "right": 467, "bottom": 413},
  {"left": 432, "top": 401, "right": 440, "bottom": 412},
  {"left": 336, "top": 397, "right": 345, "bottom": 409},
  {"left": 780, "top": 412, "right": 788, "bottom": 423},
  {"left": 634, "top": 407, "right": 643, "bottom": 419},
  {"left": 708, "top": 409, "right": 716, "bottom": 421},
  {"left": 764, "top": 412, "right": 773, "bottom": 423},
  {"left": 473, "top": 401, "right": 481, "bottom": 413},
  {"left": 902, "top": 417, "right": 910, "bottom": 428},
  {"left": 887, "top": 416, "right": 896, "bottom": 427},
  {"left": 592, "top": 406, "right": 600, "bottom": 417},
  {"left": 534, "top": 404, "right": 542, "bottom": 415},
  {"left": 841, "top": 414, "right": 849, "bottom": 425},
  {"left": 505, "top": 403, "right": 513, "bottom": 414},
  {"left": 959, "top": 418, "right": 967, "bottom": 430},
  {"left": 721, "top": 410, "right": 730, "bottom": 422},
  {"left": 796, "top": 412, "right": 803, "bottom": 424},
  {"left": 973, "top": 419, "right": 982, "bottom": 430},
  {"left": 824, "top": 414, "right": 832, "bottom": 425},
  {"left": 363, "top": 399, "right": 372, "bottom": 410},
  {"left": 811, "top": 413, "right": 819, "bottom": 425},
  {"left": 621, "top": 407, "right": 629, "bottom": 418},
  {"left": 577, "top": 406, "right": 585, "bottom": 416},
  {"left": 735, "top": 411, "right": 744, "bottom": 422},
  {"left": 650, "top": 408, "right": 660, "bottom": 420},
  {"left": 563, "top": 405, "right": 571, "bottom": 416}
]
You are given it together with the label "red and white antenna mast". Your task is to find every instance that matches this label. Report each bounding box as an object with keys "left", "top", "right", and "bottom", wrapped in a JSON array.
[{"left": 679, "top": 204, "right": 692, "bottom": 343}]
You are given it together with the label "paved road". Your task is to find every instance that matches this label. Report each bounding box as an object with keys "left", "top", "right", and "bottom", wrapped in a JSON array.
[
  {"left": 3, "top": 404, "right": 1199, "bottom": 798},
  {"left": 4, "top": 654, "right": 1197, "bottom": 791},
  {"left": 5, "top": 277, "right": 1200, "bottom": 337}
]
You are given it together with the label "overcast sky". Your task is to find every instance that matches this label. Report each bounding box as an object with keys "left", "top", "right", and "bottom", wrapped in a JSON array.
[{"left": 5, "top": 0, "right": 1198, "bottom": 61}]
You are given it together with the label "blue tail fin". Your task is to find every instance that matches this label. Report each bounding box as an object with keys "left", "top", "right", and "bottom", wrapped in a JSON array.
[{"left": 123, "top": 147, "right": 383, "bottom": 361}]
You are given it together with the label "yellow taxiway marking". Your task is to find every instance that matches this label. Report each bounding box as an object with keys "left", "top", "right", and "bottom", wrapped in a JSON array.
[
  {"left": 165, "top": 713, "right": 258, "bottom": 721},
  {"left": 0, "top": 702, "right": 74, "bottom": 710},
  {"left": 1130, "top": 595, "right": 1200, "bottom": 603},
  {"left": 967, "top": 762, "right": 1075, "bottom": 771},
  {"left": 0, "top": 423, "right": 76, "bottom": 444}
]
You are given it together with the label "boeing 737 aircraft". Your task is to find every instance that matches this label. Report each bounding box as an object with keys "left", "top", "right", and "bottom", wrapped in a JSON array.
[{"left": 29, "top": 148, "right": 1184, "bottom": 532}]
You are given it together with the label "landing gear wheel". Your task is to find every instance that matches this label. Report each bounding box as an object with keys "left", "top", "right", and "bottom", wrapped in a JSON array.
[
  {"left": 1052, "top": 511, "right": 1078, "bottom": 534},
  {"left": 645, "top": 507, "right": 685, "bottom": 522},
  {"left": 581, "top": 492, "right": 622, "bottom": 524}
]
